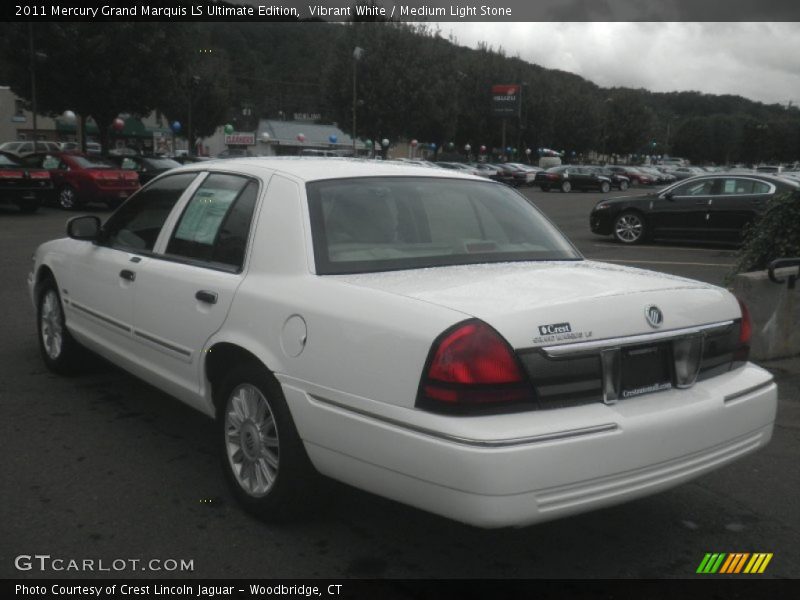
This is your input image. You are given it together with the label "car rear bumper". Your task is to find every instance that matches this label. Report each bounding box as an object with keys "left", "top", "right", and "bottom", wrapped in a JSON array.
[{"left": 282, "top": 363, "right": 776, "bottom": 528}]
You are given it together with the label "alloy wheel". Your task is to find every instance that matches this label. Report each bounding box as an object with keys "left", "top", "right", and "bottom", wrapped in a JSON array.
[
  {"left": 40, "top": 289, "right": 64, "bottom": 360},
  {"left": 224, "top": 383, "right": 280, "bottom": 498}
]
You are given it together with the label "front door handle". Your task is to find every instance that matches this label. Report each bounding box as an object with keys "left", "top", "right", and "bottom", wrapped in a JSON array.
[
  {"left": 195, "top": 290, "right": 218, "bottom": 304},
  {"left": 119, "top": 269, "right": 136, "bottom": 281}
]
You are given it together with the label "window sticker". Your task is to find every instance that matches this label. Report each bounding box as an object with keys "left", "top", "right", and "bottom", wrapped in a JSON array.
[{"left": 174, "top": 188, "right": 238, "bottom": 245}]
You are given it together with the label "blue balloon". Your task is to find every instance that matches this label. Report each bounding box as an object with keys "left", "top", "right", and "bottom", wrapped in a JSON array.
[
  {"left": 429, "top": 143, "right": 437, "bottom": 150},
  {"left": 506, "top": 146, "right": 512, "bottom": 153},
  {"left": 329, "top": 135, "right": 337, "bottom": 144},
  {"left": 171, "top": 121, "right": 181, "bottom": 133}
]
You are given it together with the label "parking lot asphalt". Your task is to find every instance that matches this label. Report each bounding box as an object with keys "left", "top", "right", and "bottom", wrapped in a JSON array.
[{"left": 1, "top": 195, "right": 798, "bottom": 580}]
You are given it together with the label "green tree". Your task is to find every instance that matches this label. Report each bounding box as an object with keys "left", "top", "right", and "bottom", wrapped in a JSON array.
[{"left": 1, "top": 22, "right": 191, "bottom": 151}]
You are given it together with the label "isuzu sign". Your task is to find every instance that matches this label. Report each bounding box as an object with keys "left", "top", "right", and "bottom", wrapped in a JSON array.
[{"left": 491, "top": 84, "right": 521, "bottom": 117}]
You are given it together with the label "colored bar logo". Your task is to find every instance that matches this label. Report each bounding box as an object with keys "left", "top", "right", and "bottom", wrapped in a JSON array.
[{"left": 696, "top": 553, "right": 773, "bottom": 574}]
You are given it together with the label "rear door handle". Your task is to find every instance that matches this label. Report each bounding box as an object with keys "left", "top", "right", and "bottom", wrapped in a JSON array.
[
  {"left": 119, "top": 269, "right": 136, "bottom": 281},
  {"left": 195, "top": 290, "right": 218, "bottom": 304}
]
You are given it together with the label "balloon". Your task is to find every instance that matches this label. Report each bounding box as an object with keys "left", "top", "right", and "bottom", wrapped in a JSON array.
[
  {"left": 381, "top": 138, "right": 390, "bottom": 148},
  {"left": 171, "top": 121, "right": 181, "bottom": 133},
  {"left": 479, "top": 145, "right": 486, "bottom": 153},
  {"left": 506, "top": 146, "right": 512, "bottom": 153},
  {"left": 525, "top": 148, "right": 531, "bottom": 155},
  {"left": 571, "top": 150, "right": 576, "bottom": 156},
  {"left": 446, "top": 142, "right": 455, "bottom": 151},
  {"left": 429, "top": 143, "right": 437, "bottom": 150},
  {"left": 464, "top": 144, "right": 471, "bottom": 152},
  {"left": 410, "top": 139, "right": 418, "bottom": 147},
  {"left": 260, "top": 132, "right": 271, "bottom": 141},
  {"left": 224, "top": 124, "right": 234, "bottom": 134},
  {"left": 297, "top": 133, "right": 305, "bottom": 142},
  {"left": 365, "top": 139, "right": 373, "bottom": 148},
  {"left": 112, "top": 118, "right": 125, "bottom": 131},
  {"left": 328, "top": 134, "right": 337, "bottom": 144},
  {"left": 62, "top": 110, "right": 76, "bottom": 122}
]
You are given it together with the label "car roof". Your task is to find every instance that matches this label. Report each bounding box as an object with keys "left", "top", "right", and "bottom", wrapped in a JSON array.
[{"left": 168, "top": 157, "right": 484, "bottom": 183}]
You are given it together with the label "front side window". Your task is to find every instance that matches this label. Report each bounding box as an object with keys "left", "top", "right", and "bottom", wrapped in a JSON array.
[
  {"left": 673, "top": 179, "right": 714, "bottom": 196},
  {"left": 307, "top": 177, "right": 581, "bottom": 275},
  {"left": 165, "top": 174, "right": 258, "bottom": 270},
  {"left": 103, "top": 173, "right": 198, "bottom": 251}
]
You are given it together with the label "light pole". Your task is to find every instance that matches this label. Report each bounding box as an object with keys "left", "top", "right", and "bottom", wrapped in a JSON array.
[
  {"left": 352, "top": 46, "right": 364, "bottom": 157},
  {"left": 187, "top": 75, "right": 201, "bottom": 156}
]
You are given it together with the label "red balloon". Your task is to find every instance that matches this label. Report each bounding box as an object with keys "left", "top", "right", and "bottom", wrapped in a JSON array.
[
  {"left": 112, "top": 118, "right": 125, "bottom": 131},
  {"left": 479, "top": 145, "right": 487, "bottom": 153},
  {"left": 410, "top": 139, "right": 418, "bottom": 147},
  {"left": 297, "top": 133, "right": 306, "bottom": 142}
]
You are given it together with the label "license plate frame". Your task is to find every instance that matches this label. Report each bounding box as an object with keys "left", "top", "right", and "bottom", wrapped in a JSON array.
[{"left": 619, "top": 343, "right": 673, "bottom": 399}]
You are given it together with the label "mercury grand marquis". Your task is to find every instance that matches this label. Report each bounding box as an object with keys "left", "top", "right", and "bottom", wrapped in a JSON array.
[{"left": 29, "top": 158, "right": 776, "bottom": 528}]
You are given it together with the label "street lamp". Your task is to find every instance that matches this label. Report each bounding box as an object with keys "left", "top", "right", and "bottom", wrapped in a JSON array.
[
  {"left": 352, "top": 46, "right": 364, "bottom": 156},
  {"left": 187, "top": 75, "right": 201, "bottom": 156}
]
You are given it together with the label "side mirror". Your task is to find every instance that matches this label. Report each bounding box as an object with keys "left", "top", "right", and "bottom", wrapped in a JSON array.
[{"left": 67, "top": 215, "right": 102, "bottom": 241}]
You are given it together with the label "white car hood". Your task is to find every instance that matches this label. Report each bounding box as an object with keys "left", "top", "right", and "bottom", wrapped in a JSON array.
[{"left": 333, "top": 261, "right": 740, "bottom": 348}]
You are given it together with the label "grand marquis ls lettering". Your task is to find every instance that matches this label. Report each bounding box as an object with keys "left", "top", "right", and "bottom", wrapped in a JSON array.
[{"left": 29, "top": 158, "right": 776, "bottom": 527}]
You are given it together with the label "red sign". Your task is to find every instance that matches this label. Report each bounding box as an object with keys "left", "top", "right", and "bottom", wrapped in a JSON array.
[
  {"left": 224, "top": 132, "right": 256, "bottom": 146},
  {"left": 491, "top": 84, "right": 521, "bottom": 117}
]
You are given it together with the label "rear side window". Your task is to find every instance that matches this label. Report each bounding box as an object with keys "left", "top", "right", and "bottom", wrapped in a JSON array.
[
  {"left": 104, "top": 173, "right": 199, "bottom": 251},
  {"left": 165, "top": 174, "right": 258, "bottom": 271}
]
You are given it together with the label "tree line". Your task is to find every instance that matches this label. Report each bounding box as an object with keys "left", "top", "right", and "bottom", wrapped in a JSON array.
[{"left": 1, "top": 20, "right": 798, "bottom": 164}]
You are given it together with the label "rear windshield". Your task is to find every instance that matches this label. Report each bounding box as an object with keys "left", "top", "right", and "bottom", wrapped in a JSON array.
[{"left": 307, "top": 177, "right": 581, "bottom": 275}]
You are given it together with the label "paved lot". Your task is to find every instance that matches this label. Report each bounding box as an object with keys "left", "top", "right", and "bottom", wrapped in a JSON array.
[{"left": 1, "top": 195, "right": 797, "bottom": 580}]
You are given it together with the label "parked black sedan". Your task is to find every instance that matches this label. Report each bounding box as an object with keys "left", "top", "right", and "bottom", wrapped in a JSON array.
[
  {"left": 535, "top": 166, "right": 613, "bottom": 193},
  {"left": 585, "top": 166, "right": 631, "bottom": 191},
  {"left": 107, "top": 155, "right": 182, "bottom": 185},
  {"left": 0, "top": 150, "right": 53, "bottom": 213},
  {"left": 590, "top": 173, "right": 799, "bottom": 244}
]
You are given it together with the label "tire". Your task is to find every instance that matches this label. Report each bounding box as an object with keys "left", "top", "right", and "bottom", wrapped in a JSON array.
[
  {"left": 37, "top": 277, "right": 84, "bottom": 375},
  {"left": 217, "top": 364, "right": 316, "bottom": 521},
  {"left": 619, "top": 180, "right": 629, "bottom": 191},
  {"left": 560, "top": 180, "right": 572, "bottom": 193},
  {"left": 600, "top": 181, "right": 611, "bottom": 193},
  {"left": 57, "top": 185, "right": 79, "bottom": 210},
  {"left": 613, "top": 211, "right": 647, "bottom": 244}
]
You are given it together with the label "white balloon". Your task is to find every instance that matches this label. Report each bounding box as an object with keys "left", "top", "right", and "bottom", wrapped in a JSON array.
[{"left": 62, "top": 110, "right": 76, "bottom": 121}]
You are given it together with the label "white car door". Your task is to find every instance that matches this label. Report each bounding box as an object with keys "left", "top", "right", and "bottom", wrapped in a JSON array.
[
  {"left": 129, "top": 173, "right": 261, "bottom": 405},
  {"left": 64, "top": 172, "right": 201, "bottom": 360}
]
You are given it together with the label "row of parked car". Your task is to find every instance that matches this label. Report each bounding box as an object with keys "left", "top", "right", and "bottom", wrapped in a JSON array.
[{"left": 0, "top": 148, "right": 188, "bottom": 213}]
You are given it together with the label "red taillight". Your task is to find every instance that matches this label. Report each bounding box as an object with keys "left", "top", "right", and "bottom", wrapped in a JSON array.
[
  {"left": 123, "top": 171, "right": 139, "bottom": 182},
  {"left": 28, "top": 170, "right": 50, "bottom": 179},
  {"left": 0, "top": 170, "right": 24, "bottom": 179},
  {"left": 417, "top": 320, "right": 533, "bottom": 412},
  {"left": 735, "top": 297, "right": 752, "bottom": 361}
]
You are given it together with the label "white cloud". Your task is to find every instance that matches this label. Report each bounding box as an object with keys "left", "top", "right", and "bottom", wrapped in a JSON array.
[{"left": 435, "top": 22, "right": 800, "bottom": 107}]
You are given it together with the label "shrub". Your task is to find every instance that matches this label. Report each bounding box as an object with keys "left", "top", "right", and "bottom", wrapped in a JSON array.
[{"left": 732, "top": 190, "right": 800, "bottom": 274}]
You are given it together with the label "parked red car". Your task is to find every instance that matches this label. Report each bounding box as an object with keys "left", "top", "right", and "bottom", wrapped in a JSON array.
[{"left": 22, "top": 152, "right": 140, "bottom": 209}]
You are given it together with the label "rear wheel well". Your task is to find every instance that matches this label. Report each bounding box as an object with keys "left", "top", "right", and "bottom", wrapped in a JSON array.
[{"left": 205, "top": 343, "right": 275, "bottom": 410}]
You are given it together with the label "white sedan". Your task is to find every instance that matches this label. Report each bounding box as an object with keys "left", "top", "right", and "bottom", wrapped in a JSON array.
[{"left": 29, "top": 158, "right": 776, "bottom": 528}]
